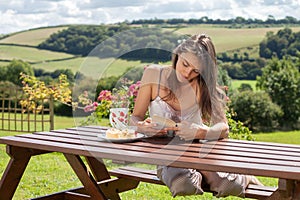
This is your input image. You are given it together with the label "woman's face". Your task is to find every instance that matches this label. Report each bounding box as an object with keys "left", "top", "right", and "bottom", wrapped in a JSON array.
[{"left": 175, "top": 52, "right": 201, "bottom": 83}]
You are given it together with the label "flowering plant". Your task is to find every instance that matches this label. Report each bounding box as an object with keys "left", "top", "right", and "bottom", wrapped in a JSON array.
[{"left": 79, "top": 79, "right": 141, "bottom": 125}]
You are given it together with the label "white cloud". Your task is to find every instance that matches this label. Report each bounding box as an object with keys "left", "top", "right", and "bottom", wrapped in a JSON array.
[{"left": 0, "top": 0, "right": 299, "bottom": 34}]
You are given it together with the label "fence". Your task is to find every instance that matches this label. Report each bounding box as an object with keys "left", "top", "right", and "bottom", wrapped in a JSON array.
[{"left": 0, "top": 87, "right": 54, "bottom": 132}]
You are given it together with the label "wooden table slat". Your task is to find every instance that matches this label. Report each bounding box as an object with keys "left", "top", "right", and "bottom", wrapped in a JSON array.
[
  {"left": 31, "top": 131, "right": 300, "bottom": 165},
  {"left": 1, "top": 135, "right": 300, "bottom": 180},
  {"left": 49, "top": 128, "right": 300, "bottom": 156},
  {"left": 17, "top": 133, "right": 300, "bottom": 169}
]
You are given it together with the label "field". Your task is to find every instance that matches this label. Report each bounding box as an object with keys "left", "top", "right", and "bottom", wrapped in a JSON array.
[
  {"left": 175, "top": 25, "right": 300, "bottom": 52},
  {"left": 0, "top": 26, "right": 68, "bottom": 46},
  {"left": 1, "top": 24, "right": 300, "bottom": 79},
  {"left": 231, "top": 80, "right": 257, "bottom": 91},
  {"left": 0, "top": 44, "right": 75, "bottom": 63}
]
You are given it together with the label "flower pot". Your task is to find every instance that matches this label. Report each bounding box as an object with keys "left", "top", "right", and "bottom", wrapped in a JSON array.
[{"left": 109, "top": 108, "right": 129, "bottom": 129}]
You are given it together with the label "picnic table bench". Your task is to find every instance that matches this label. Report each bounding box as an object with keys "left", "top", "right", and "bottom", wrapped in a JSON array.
[{"left": 0, "top": 126, "right": 299, "bottom": 200}]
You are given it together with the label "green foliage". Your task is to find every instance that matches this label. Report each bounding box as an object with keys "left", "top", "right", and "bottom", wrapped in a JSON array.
[
  {"left": 231, "top": 80, "right": 257, "bottom": 91},
  {"left": 226, "top": 111, "right": 254, "bottom": 141},
  {"left": 53, "top": 102, "right": 73, "bottom": 116},
  {"left": 38, "top": 25, "right": 184, "bottom": 62},
  {"left": 257, "top": 57, "right": 300, "bottom": 128},
  {"left": 131, "top": 16, "right": 300, "bottom": 26},
  {"left": 38, "top": 25, "right": 130, "bottom": 56},
  {"left": 259, "top": 28, "right": 300, "bottom": 59},
  {"left": 229, "top": 90, "right": 283, "bottom": 132},
  {"left": 219, "top": 58, "right": 265, "bottom": 80},
  {"left": 20, "top": 73, "right": 72, "bottom": 113},
  {"left": 96, "top": 76, "right": 120, "bottom": 97},
  {"left": 218, "top": 65, "right": 232, "bottom": 86},
  {"left": 33, "top": 68, "right": 75, "bottom": 85},
  {"left": 238, "top": 83, "right": 253, "bottom": 92},
  {"left": 1, "top": 59, "right": 34, "bottom": 86}
]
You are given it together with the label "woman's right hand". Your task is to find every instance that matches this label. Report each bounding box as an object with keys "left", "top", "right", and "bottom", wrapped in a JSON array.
[{"left": 136, "top": 117, "right": 167, "bottom": 137}]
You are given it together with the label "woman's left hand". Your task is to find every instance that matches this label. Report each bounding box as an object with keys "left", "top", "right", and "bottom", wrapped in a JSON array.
[
  {"left": 169, "top": 121, "right": 229, "bottom": 141},
  {"left": 174, "top": 121, "right": 209, "bottom": 141}
]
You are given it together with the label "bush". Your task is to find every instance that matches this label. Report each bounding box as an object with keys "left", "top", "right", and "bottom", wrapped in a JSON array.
[
  {"left": 229, "top": 90, "right": 283, "bottom": 132},
  {"left": 257, "top": 57, "right": 300, "bottom": 128},
  {"left": 53, "top": 102, "right": 73, "bottom": 116},
  {"left": 227, "top": 111, "right": 254, "bottom": 141}
]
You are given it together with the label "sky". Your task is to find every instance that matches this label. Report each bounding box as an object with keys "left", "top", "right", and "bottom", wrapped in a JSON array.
[{"left": 1, "top": 0, "right": 300, "bottom": 34}]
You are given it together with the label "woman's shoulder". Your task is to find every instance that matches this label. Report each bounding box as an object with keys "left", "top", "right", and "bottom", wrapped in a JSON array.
[
  {"left": 144, "top": 64, "right": 171, "bottom": 75},
  {"left": 141, "top": 64, "right": 171, "bottom": 84}
]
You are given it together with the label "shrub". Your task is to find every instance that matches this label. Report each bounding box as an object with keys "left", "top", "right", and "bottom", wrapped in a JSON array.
[
  {"left": 257, "top": 57, "right": 300, "bottom": 128},
  {"left": 229, "top": 90, "right": 283, "bottom": 132},
  {"left": 227, "top": 111, "right": 254, "bottom": 141}
]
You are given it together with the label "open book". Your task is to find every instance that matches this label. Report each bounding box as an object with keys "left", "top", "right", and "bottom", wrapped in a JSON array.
[{"left": 152, "top": 115, "right": 177, "bottom": 128}]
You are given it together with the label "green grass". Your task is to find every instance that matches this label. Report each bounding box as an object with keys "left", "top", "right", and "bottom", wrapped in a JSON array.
[
  {"left": 32, "top": 56, "right": 147, "bottom": 79},
  {"left": 0, "top": 26, "right": 68, "bottom": 46},
  {"left": 0, "top": 45, "right": 75, "bottom": 63},
  {"left": 0, "top": 115, "right": 298, "bottom": 199},
  {"left": 231, "top": 80, "right": 257, "bottom": 91},
  {"left": 175, "top": 25, "right": 300, "bottom": 53},
  {"left": 254, "top": 130, "right": 300, "bottom": 145}
]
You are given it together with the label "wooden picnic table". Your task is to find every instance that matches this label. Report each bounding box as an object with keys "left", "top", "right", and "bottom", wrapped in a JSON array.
[{"left": 0, "top": 126, "right": 299, "bottom": 200}]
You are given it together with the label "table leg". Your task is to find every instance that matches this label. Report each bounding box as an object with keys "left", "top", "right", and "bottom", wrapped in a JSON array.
[
  {"left": 0, "top": 146, "right": 31, "bottom": 200},
  {"left": 85, "top": 156, "right": 121, "bottom": 200},
  {"left": 268, "top": 179, "right": 299, "bottom": 200},
  {"left": 64, "top": 154, "right": 107, "bottom": 200},
  {"left": 293, "top": 181, "right": 300, "bottom": 199},
  {"left": 85, "top": 156, "right": 110, "bottom": 181}
]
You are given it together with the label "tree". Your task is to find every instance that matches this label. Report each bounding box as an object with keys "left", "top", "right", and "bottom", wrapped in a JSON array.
[
  {"left": 5, "top": 60, "right": 34, "bottom": 86},
  {"left": 257, "top": 57, "right": 300, "bottom": 128},
  {"left": 259, "top": 28, "right": 300, "bottom": 59},
  {"left": 229, "top": 90, "right": 283, "bottom": 132}
]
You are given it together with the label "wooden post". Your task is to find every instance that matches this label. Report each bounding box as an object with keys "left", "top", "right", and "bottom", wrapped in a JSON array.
[{"left": 49, "top": 95, "right": 54, "bottom": 130}]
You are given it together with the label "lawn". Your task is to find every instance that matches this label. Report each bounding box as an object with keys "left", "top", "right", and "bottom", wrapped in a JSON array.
[
  {"left": 0, "top": 115, "right": 298, "bottom": 199},
  {"left": 231, "top": 80, "right": 257, "bottom": 91}
]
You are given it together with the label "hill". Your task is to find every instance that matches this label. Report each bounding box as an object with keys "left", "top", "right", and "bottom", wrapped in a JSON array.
[
  {"left": 0, "top": 26, "right": 69, "bottom": 46},
  {"left": 1, "top": 24, "right": 300, "bottom": 79}
]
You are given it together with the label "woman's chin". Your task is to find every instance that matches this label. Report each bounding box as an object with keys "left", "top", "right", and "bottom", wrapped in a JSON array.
[{"left": 176, "top": 74, "right": 187, "bottom": 83}]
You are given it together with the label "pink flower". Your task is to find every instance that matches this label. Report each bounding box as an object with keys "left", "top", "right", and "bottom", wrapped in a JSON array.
[
  {"left": 83, "top": 102, "right": 98, "bottom": 112},
  {"left": 97, "top": 90, "right": 112, "bottom": 101},
  {"left": 128, "top": 81, "right": 141, "bottom": 97},
  {"left": 84, "top": 104, "right": 95, "bottom": 112}
]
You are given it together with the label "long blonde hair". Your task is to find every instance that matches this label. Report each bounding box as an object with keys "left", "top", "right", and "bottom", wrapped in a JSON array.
[{"left": 168, "top": 34, "right": 226, "bottom": 124}]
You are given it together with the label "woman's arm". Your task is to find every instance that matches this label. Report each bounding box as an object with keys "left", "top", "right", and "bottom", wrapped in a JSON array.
[
  {"left": 173, "top": 121, "right": 229, "bottom": 141},
  {"left": 129, "top": 66, "right": 156, "bottom": 124},
  {"left": 129, "top": 66, "right": 167, "bottom": 136}
]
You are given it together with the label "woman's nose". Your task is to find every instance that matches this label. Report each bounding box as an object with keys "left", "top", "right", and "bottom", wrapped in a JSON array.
[{"left": 185, "top": 67, "right": 193, "bottom": 76}]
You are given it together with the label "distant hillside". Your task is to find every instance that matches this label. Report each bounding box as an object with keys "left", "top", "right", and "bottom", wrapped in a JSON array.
[
  {"left": 0, "top": 24, "right": 300, "bottom": 79},
  {"left": 0, "top": 26, "right": 69, "bottom": 46}
]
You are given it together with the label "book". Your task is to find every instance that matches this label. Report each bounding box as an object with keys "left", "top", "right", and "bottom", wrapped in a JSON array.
[{"left": 152, "top": 115, "right": 177, "bottom": 128}]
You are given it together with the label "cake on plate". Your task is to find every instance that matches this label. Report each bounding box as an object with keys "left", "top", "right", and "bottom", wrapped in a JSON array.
[{"left": 105, "top": 128, "right": 136, "bottom": 139}]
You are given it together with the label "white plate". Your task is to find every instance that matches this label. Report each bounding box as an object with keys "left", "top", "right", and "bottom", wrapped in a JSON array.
[{"left": 97, "top": 132, "right": 145, "bottom": 143}]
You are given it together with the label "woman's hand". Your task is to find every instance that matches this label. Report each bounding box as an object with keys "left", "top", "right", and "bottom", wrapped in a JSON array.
[
  {"left": 207, "top": 122, "right": 229, "bottom": 139},
  {"left": 136, "top": 117, "right": 167, "bottom": 137},
  {"left": 174, "top": 121, "right": 209, "bottom": 141},
  {"left": 171, "top": 121, "right": 229, "bottom": 141}
]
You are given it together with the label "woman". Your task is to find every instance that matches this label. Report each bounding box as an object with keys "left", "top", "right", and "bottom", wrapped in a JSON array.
[{"left": 130, "top": 34, "right": 262, "bottom": 197}]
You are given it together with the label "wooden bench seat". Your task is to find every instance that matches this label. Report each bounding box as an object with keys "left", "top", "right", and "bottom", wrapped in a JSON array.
[{"left": 109, "top": 166, "right": 277, "bottom": 199}]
